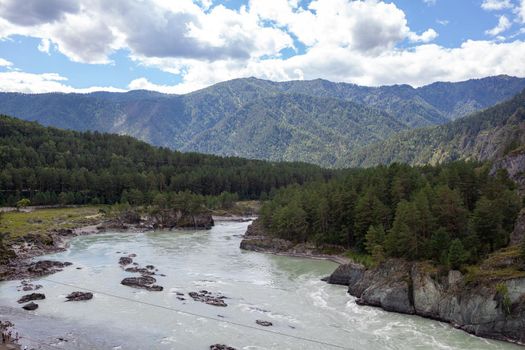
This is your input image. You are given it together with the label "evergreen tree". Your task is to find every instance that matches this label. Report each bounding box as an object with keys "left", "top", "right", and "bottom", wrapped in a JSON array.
[
  {"left": 471, "top": 196, "right": 506, "bottom": 253},
  {"left": 354, "top": 190, "right": 389, "bottom": 251},
  {"left": 430, "top": 228, "right": 450, "bottom": 264},
  {"left": 448, "top": 239, "right": 469, "bottom": 269}
]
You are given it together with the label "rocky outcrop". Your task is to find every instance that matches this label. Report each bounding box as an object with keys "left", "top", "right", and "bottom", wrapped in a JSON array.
[
  {"left": 491, "top": 148, "right": 525, "bottom": 196},
  {"left": 510, "top": 209, "right": 525, "bottom": 245},
  {"left": 324, "top": 262, "right": 365, "bottom": 286},
  {"left": 240, "top": 219, "right": 346, "bottom": 261},
  {"left": 106, "top": 209, "right": 215, "bottom": 230},
  {"left": 333, "top": 259, "right": 525, "bottom": 344}
]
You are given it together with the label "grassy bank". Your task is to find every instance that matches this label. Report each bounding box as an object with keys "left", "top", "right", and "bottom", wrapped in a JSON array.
[{"left": 0, "top": 206, "right": 104, "bottom": 242}]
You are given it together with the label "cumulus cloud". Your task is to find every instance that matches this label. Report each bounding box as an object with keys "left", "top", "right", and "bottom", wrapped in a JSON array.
[
  {"left": 0, "top": 0, "right": 79, "bottom": 26},
  {"left": 481, "top": 0, "right": 514, "bottom": 11},
  {"left": 0, "top": 0, "right": 524, "bottom": 94},
  {"left": 485, "top": 15, "right": 512, "bottom": 36},
  {"left": 519, "top": 0, "right": 525, "bottom": 22},
  {"left": 0, "top": 57, "right": 12, "bottom": 66}
]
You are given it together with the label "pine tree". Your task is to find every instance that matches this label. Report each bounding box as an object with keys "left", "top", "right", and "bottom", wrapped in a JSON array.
[
  {"left": 354, "top": 190, "right": 389, "bottom": 251},
  {"left": 471, "top": 196, "right": 505, "bottom": 253},
  {"left": 448, "top": 239, "right": 469, "bottom": 270}
]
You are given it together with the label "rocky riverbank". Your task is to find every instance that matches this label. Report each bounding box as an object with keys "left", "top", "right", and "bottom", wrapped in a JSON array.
[
  {"left": 239, "top": 219, "right": 350, "bottom": 264},
  {"left": 325, "top": 258, "right": 525, "bottom": 345},
  {"left": 241, "top": 218, "right": 525, "bottom": 345},
  {"left": 0, "top": 208, "right": 215, "bottom": 281}
]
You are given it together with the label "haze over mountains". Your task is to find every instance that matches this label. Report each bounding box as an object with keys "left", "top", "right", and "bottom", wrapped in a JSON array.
[{"left": 0, "top": 75, "right": 524, "bottom": 167}]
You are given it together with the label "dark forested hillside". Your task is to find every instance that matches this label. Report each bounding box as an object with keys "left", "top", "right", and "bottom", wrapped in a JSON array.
[
  {"left": 345, "top": 88, "right": 525, "bottom": 168},
  {"left": 0, "top": 115, "right": 331, "bottom": 206},
  {"left": 260, "top": 161, "right": 521, "bottom": 266},
  {"left": 0, "top": 75, "right": 523, "bottom": 167}
]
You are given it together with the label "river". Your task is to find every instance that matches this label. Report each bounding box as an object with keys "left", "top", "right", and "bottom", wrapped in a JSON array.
[{"left": 0, "top": 221, "right": 521, "bottom": 350}]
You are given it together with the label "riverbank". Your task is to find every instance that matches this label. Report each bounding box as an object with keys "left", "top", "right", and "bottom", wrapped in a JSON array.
[
  {"left": 0, "top": 206, "right": 215, "bottom": 281},
  {"left": 239, "top": 219, "right": 351, "bottom": 265},
  {"left": 240, "top": 219, "right": 525, "bottom": 346}
]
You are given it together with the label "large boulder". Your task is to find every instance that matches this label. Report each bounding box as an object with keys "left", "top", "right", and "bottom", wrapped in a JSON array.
[
  {"left": 18, "top": 293, "right": 45, "bottom": 304},
  {"left": 324, "top": 263, "right": 365, "bottom": 286},
  {"left": 121, "top": 276, "right": 163, "bottom": 291}
]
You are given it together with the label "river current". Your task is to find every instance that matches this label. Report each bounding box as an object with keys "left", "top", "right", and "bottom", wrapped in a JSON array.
[{"left": 0, "top": 221, "right": 521, "bottom": 350}]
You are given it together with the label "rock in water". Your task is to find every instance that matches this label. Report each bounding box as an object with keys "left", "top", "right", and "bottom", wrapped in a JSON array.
[
  {"left": 210, "top": 345, "right": 236, "bottom": 350},
  {"left": 188, "top": 291, "right": 227, "bottom": 307},
  {"left": 119, "top": 256, "right": 133, "bottom": 266},
  {"left": 121, "top": 276, "right": 163, "bottom": 291},
  {"left": 65, "top": 291, "right": 93, "bottom": 301},
  {"left": 255, "top": 320, "right": 273, "bottom": 327},
  {"left": 324, "top": 262, "right": 365, "bottom": 286},
  {"left": 22, "top": 302, "right": 39, "bottom": 311},
  {"left": 17, "top": 293, "right": 45, "bottom": 304}
]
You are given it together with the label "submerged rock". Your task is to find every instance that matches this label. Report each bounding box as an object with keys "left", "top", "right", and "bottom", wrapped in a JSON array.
[
  {"left": 210, "top": 345, "right": 236, "bottom": 350},
  {"left": 18, "top": 293, "right": 45, "bottom": 304},
  {"left": 65, "top": 291, "right": 93, "bottom": 301},
  {"left": 188, "top": 291, "right": 227, "bottom": 307},
  {"left": 125, "top": 266, "right": 155, "bottom": 276},
  {"left": 22, "top": 302, "right": 39, "bottom": 311},
  {"left": 121, "top": 276, "right": 163, "bottom": 291},
  {"left": 119, "top": 257, "right": 133, "bottom": 266}
]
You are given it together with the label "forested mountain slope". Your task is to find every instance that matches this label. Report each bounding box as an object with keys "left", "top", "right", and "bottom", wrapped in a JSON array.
[
  {"left": 0, "top": 115, "right": 330, "bottom": 206},
  {"left": 344, "top": 89, "right": 525, "bottom": 168},
  {"left": 0, "top": 75, "right": 524, "bottom": 167}
]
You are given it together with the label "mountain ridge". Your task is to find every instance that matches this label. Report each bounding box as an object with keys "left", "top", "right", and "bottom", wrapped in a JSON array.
[{"left": 1, "top": 75, "right": 524, "bottom": 167}]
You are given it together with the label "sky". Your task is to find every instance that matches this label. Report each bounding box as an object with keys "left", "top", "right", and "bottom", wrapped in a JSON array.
[{"left": 0, "top": 0, "right": 524, "bottom": 94}]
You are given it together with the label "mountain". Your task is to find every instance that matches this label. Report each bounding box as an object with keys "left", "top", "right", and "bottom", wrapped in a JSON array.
[
  {"left": 344, "top": 88, "right": 525, "bottom": 168},
  {"left": 0, "top": 75, "right": 524, "bottom": 167}
]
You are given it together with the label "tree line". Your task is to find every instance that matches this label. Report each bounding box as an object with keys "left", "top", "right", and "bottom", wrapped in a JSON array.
[
  {"left": 260, "top": 161, "right": 522, "bottom": 266},
  {"left": 0, "top": 115, "right": 332, "bottom": 206}
]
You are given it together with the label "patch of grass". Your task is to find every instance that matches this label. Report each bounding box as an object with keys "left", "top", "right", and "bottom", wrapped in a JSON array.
[
  {"left": 0, "top": 206, "right": 104, "bottom": 242},
  {"left": 211, "top": 200, "right": 261, "bottom": 216},
  {"left": 482, "top": 245, "right": 522, "bottom": 269},
  {"left": 344, "top": 250, "right": 375, "bottom": 268}
]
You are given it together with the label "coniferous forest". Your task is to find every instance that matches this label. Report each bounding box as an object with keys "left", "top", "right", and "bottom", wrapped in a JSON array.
[
  {"left": 260, "top": 161, "right": 521, "bottom": 265},
  {"left": 0, "top": 115, "right": 331, "bottom": 206}
]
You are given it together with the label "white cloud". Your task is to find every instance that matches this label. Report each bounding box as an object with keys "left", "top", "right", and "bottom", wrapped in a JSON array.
[
  {"left": 519, "top": 0, "right": 525, "bottom": 22},
  {"left": 128, "top": 78, "right": 184, "bottom": 94},
  {"left": 481, "top": 0, "right": 514, "bottom": 11},
  {"left": 0, "top": 0, "right": 524, "bottom": 95},
  {"left": 409, "top": 28, "right": 438, "bottom": 43},
  {"left": 485, "top": 15, "right": 512, "bottom": 36},
  {"left": 0, "top": 71, "right": 124, "bottom": 93},
  {"left": 0, "top": 57, "right": 12, "bottom": 66},
  {"left": 37, "top": 38, "right": 51, "bottom": 54},
  {"left": 423, "top": 0, "right": 436, "bottom": 6}
]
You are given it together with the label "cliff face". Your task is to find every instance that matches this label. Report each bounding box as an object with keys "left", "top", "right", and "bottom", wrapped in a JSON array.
[{"left": 326, "top": 260, "right": 525, "bottom": 344}]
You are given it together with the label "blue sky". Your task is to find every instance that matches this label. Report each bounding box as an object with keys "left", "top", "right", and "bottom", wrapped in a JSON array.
[{"left": 0, "top": 0, "right": 524, "bottom": 93}]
